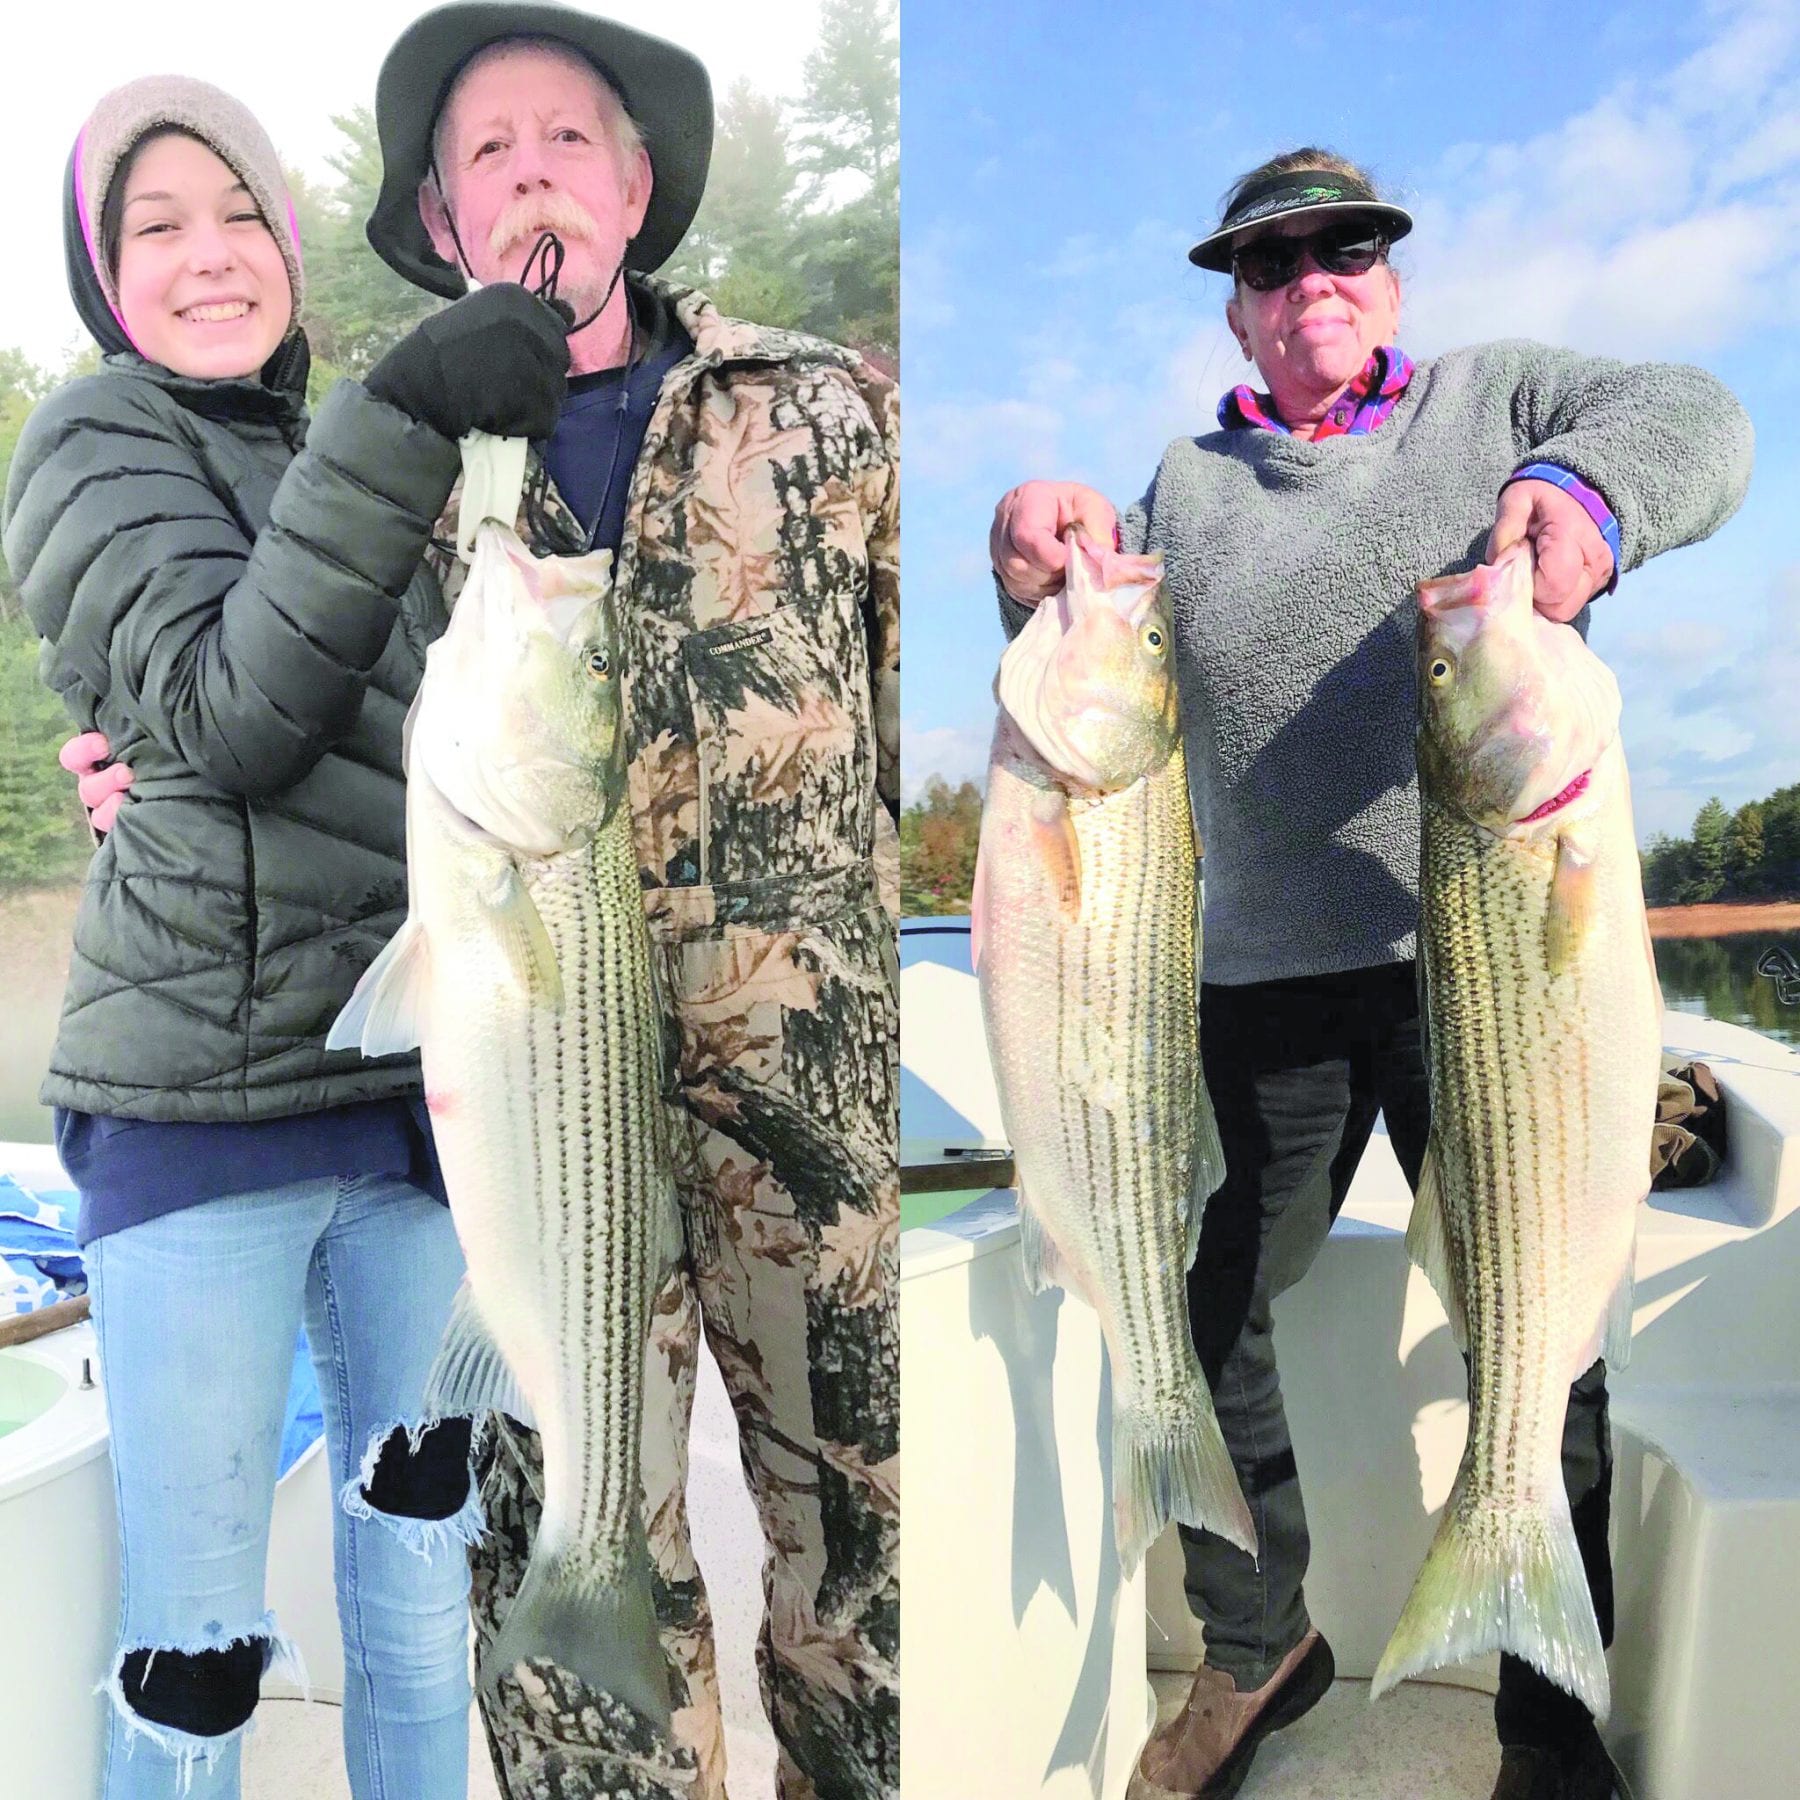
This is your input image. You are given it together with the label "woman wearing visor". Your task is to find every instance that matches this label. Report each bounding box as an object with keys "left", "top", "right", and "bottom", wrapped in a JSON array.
[{"left": 990, "top": 150, "right": 1753, "bottom": 1800}]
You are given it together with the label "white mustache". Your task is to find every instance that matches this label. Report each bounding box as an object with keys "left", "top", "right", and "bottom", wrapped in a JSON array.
[{"left": 488, "top": 193, "right": 603, "bottom": 262}]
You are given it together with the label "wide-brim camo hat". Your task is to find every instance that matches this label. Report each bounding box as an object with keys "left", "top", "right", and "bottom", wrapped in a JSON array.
[
  {"left": 367, "top": 1, "right": 714, "bottom": 299},
  {"left": 1187, "top": 165, "right": 1413, "bottom": 272}
]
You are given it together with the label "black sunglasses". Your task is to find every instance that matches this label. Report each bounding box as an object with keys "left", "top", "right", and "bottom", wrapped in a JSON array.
[{"left": 1232, "top": 220, "right": 1390, "bottom": 292}]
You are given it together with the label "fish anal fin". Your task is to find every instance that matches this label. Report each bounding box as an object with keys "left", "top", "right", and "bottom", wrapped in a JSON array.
[
  {"left": 1015, "top": 1196, "right": 1071, "bottom": 1296},
  {"left": 1028, "top": 789, "right": 1081, "bottom": 921},
  {"left": 328, "top": 917, "right": 429, "bottom": 1058},
  {"left": 423, "top": 1278, "right": 535, "bottom": 1429},
  {"left": 1546, "top": 828, "right": 1598, "bottom": 977},
  {"left": 1405, "top": 1144, "right": 1468, "bottom": 1351}
]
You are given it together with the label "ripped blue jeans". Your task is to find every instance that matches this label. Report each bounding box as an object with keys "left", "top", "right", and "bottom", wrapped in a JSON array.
[{"left": 88, "top": 1173, "right": 477, "bottom": 1798}]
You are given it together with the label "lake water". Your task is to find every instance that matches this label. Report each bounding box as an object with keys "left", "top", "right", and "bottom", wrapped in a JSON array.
[{"left": 1653, "top": 926, "right": 1800, "bottom": 1050}]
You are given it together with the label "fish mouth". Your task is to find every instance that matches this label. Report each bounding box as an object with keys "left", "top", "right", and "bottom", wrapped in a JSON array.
[{"left": 1515, "top": 767, "right": 1591, "bottom": 825}]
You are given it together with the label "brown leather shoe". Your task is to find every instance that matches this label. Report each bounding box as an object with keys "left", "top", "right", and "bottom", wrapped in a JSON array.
[{"left": 1128, "top": 1630, "right": 1335, "bottom": 1800}]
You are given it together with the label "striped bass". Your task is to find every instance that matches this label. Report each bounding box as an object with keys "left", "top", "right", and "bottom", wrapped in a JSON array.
[
  {"left": 973, "top": 531, "right": 1255, "bottom": 1572},
  {"left": 1372, "top": 546, "right": 1662, "bottom": 1720},
  {"left": 329, "top": 507, "right": 680, "bottom": 1728}
]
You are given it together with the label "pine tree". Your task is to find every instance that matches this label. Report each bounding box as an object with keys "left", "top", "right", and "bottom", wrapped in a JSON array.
[
  {"left": 1688, "top": 796, "right": 1729, "bottom": 903},
  {"left": 1725, "top": 802, "right": 1765, "bottom": 896}
]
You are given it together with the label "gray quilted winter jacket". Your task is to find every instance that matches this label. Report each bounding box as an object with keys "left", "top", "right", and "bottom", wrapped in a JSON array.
[{"left": 3, "top": 357, "right": 460, "bottom": 1119}]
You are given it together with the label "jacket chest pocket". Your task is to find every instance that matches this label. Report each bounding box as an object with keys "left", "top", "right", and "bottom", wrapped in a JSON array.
[{"left": 681, "top": 593, "right": 873, "bottom": 889}]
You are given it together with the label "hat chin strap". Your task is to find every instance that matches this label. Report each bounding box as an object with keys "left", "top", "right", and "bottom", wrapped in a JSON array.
[{"left": 428, "top": 155, "right": 629, "bottom": 334}]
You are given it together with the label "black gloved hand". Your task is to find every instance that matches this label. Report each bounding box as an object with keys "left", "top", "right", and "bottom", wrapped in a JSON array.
[{"left": 364, "top": 283, "right": 570, "bottom": 440}]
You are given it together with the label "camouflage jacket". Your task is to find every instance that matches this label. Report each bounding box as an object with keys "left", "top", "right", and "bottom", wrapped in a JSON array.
[{"left": 428, "top": 276, "right": 900, "bottom": 937}]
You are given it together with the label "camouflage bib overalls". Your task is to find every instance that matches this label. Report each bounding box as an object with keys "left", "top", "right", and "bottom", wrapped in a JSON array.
[{"left": 431, "top": 282, "right": 899, "bottom": 1800}]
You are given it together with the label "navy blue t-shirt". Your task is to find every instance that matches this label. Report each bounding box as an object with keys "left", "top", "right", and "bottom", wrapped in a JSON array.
[
  {"left": 60, "top": 291, "right": 695, "bottom": 1244},
  {"left": 542, "top": 293, "right": 689, "bottom": 553}
]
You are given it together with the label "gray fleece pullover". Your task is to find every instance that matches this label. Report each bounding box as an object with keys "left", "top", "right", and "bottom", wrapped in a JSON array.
[{"left": 1000, "top": 338, "right": 1753, "bottom": 987}]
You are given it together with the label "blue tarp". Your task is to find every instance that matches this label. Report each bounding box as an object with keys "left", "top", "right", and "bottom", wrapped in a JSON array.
[{"left": 1, "top": 1170, "right": 324, "bottom": 1479}]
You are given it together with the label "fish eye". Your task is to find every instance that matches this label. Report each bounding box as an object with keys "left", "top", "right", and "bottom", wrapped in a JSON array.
[
  {"left": 1428, "top": 657, "right": 1454, "bottom": 684},
  {"left": 585, "top": 648, "right": 612, "bottom": 680},
  {"left": 1142, "top": 626, "right": 1166, "bottom": 654}
]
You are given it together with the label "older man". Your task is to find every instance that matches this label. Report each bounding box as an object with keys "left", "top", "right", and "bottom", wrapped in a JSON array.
[
  {"left": 362, "top": 8, "right": 897, "bottom": 1796},
  {"left": 358, "top": 8, "right": 899, "bottom": 1797}
]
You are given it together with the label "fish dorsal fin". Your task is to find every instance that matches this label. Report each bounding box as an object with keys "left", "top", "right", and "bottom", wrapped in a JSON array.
[
  {"left": 327, "top": 917, "right": 430, "bottom": 1057},
  {"left": 422, "top": 1277, "right": 536, "bottom": 1429}
]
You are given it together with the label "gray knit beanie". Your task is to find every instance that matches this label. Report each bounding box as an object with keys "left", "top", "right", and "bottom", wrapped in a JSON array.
[{"left": 75, "top": 74, "right": 304, "bottom": 318}]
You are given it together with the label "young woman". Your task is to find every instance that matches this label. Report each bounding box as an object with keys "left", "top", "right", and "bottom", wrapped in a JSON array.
[{"left": 4, "top": 74, "right": 568, "bottom": 1798}]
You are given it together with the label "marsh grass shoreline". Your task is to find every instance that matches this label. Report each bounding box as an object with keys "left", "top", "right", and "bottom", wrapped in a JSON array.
[{"left": 1647, "top": 901, "right": 1800, "bottom": 940}]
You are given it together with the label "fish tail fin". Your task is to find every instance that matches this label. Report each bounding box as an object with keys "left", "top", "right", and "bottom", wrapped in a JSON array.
[
  {"left": 1371, "top": 1480, "right": 1608, "bottom": 1721},
  {"left": 479, "top": 1528, "right": 670, "bottom": 1733},
  {"left": 1111, "top": 1393, "right": 1256, "bottom": 1576}
]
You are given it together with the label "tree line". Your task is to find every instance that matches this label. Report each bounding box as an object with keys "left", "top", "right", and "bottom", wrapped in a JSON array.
[
  {"left": 0, "top": 0, "right": 895, "bottom": 891},
  {"left": 1640, "top": 789, "right": 1800, "bottom": 907},
  {"left": 902, "top": 774, "right": 1800, "bottom": 920}
]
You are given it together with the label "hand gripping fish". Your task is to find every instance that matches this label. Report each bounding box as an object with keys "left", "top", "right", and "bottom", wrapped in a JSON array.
[
  {"left": 329, "top": 433, "right": 682, "bottom": 1727},
  {"left": 1372, "top": 546, "right": 1662, "bottom": 1720},
  {"left": 973, "top": 528, "right": 1255, "bottom": 1572}
]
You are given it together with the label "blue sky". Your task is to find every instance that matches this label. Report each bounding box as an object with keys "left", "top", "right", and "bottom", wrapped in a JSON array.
[{"left": 901, "top": 0, "right": 1800, "bottom": 846}]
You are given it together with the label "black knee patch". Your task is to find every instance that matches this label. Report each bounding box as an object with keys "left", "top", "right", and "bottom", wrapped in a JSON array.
[
  {"left": 120, "top": 1640, "right": 263, "bottom": 1737},
  {"left": 362, "top": 1416, "right": 474, "bottom": 1521}
]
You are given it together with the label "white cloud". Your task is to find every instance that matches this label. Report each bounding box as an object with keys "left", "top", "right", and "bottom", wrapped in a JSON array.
[
  {"left": 1618, "top": 563, "right": 1800, "bottom": 839},
  {"left": 1402, "top": 1, "right": 1800, "bottom": 362},
  {"left": 908, "top": 396, "right": 1065, "bottom": 485},
  {"left": 902, "top": 723, "right": 990, "bottom": 803}
]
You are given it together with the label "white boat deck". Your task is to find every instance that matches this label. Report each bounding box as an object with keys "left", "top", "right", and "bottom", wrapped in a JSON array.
[
  {"left": 1147, "top": 1673, "right": 1498, "bottom": 1800},
  {"left": 900, "top": 918, "right": 1800, "bottom": 1800}
]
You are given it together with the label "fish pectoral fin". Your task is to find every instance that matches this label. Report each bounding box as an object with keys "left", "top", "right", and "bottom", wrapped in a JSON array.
[
  {"left": 1028, "top": 788, "right": 1082, "bottom": 922},
  {"left": 1404, "top": 1145, "right": 1468, "bottom": 1350},
  {"left": 327, "top": 917, "right": 429, "bottom": 1057},
  {"left": 422, "top": 1278, "right": 536, "bottom": 1429},
  {"left": 1546, "top": 826, "right": 1598, "bottom": 978},
  {"left": 482, "top": 866, "right": 563, "bottom": 1011}
]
